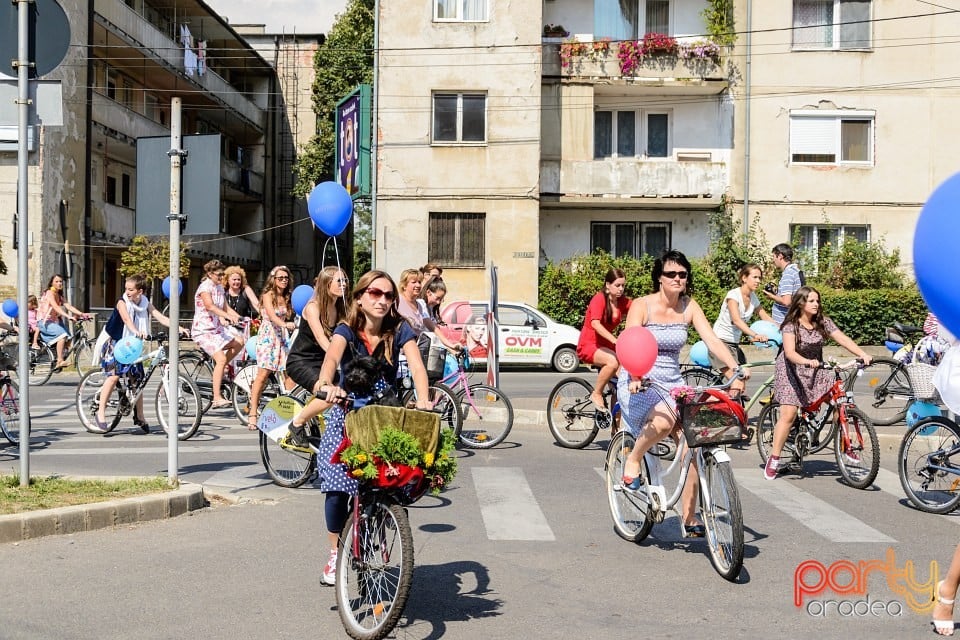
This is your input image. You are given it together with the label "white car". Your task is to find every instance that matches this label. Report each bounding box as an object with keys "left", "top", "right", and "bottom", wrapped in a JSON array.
[{"left": 437, "top": 300, "right": 581, "bottom": 373}]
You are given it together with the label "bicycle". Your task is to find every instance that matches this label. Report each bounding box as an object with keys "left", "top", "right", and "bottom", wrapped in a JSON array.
[
  {"left": 437, "top": 350, "right": 514, "bottom": 448},
  {"left": 75, "top": 333, "right": 203, "bottom": 440},
  {"left": 0, "top": 340, "right": 24, "bottom": 446},
  {"left": 257, "top": 389, "right": 324, "bottom": 488},
  {"left": 756, "top": 360, "right": 880, "bottom": 489},
  {"left": 898, "top": 414, "right": 960, "bottom": 514},
  {"left": 232, "top": 363, "right": 287, "bottom": 426},
  {"left": 605, "top": 374, "right": 746, "bottom": 581},
  {"left": 334, "top": 404, "right": 443, "bottom": 640},
  {"left": 844, "top": 322, "right": 927, "bottom": 426},
  {"left": 30, "top": 315, "right": 98, "bottom": 384},
  {"left": 546, "top": 373, "right": 620, "bottom": 448}
]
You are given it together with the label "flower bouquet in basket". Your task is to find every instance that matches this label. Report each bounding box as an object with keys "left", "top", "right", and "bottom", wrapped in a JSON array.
[{"left": 334, "top": 406, "right": 458, "bottom": 503}]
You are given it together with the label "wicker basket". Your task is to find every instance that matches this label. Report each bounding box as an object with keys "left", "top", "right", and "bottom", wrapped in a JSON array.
[{"left": 906, "top": 362, "right": 939, "bottom": 401}]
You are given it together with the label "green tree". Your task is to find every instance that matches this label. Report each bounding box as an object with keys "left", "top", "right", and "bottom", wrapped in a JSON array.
[
  {"left": 293, "top": 0, "right": 375, "bottom": 197},
  {"left": 353, "top": 201, "right": 372, "bottom": 280},
  {"left": 119, "top": 236, "right": 190, "bottom": 282}
]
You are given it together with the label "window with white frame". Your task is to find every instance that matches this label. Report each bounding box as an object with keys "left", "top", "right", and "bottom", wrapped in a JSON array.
[
  {"left": 789, "top": 111, "right": 873, "bottom": 165},
  {"left": 434, "top": 0, "right": 487, "bottom": 22},
  {"left": 791, "top": 224, "right": 869, "bottom": 253},
  {"left": 793, "top": 0, "right": 871, "bottom": 50},
  {"left": 591, "top": 221, "right": 670, "bottom": 258},
  {"left": 595, "top": 0, "right": 671, "bottom": 41},
  {"left": 429, "top": 212, "right": 485, "bottom": 267},
  {"left": 594, "top": 110, "right": 670, "bottom": 159},
  {"left": 433, "top": 93, "right": 486, "bottom": 144}
]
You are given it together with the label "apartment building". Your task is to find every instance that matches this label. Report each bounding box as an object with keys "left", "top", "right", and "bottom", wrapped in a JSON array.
[
  {"left": 376, "top": 0, "right": 951, "bottom": 303},
  {"left": 0, "top": 0, "right": 302, "bottom": 309},
  {"left": 730, "top": 0, "right": 959, "bottom": 270}
]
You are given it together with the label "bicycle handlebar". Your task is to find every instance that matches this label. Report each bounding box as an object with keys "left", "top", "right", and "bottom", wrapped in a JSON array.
[{"left": 801, "top": 359, "right": 866, "bottom": 371}]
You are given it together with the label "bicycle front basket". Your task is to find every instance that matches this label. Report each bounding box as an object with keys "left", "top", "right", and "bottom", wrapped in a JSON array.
[
  {"left": 906, "top": 362, "right": 939, "bottom": 401},
  {"left": 679, "top": 389, "right": 746, "bottom": 448},
  {"left": 345, "top": 405, "right": 441, "bottom": 458}
]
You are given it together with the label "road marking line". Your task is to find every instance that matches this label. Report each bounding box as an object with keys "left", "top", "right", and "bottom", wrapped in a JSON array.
[
  {"left": 472, "top": 467, "right": 555, "bottom": 541},
  {"left": 25, "top": 446, "right": 256, "bottom": 455},
  {"left": 736, "top": 470, "right": 895, "bottom": 542}
]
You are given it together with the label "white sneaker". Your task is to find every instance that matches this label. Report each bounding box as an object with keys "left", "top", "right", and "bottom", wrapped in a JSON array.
[{"left": 320, "top": 549, "right": 337, "bottom": 586}]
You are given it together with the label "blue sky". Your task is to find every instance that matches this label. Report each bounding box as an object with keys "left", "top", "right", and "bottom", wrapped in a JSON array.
[{"left": 205, "top": 0, "right": 349, "bottom": 34}]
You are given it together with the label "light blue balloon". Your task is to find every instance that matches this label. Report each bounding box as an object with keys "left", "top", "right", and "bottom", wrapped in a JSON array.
[
  {"left": 1, "top": 298, "right": 17, "bottom": 318},
  {"left": 245, "top": 335, "right": 258, "bottom": 360},
  {"left": 307, "top": 181, "right": 353, "bottom": 236},
  {"left": 162, "top": 277, "right": 183, "bottom": 299},
  {"left": 689, "top": 340, "right": 710, "bottom": 367},
  {"left": 750, "top": 320, "right": 782, "bottom": 348},
  {"left": 114, "top": 336, "right": 144, "bottom": 365},
  {"left": 291, "top": 284, "right": 314, "bottom": 316},
  {"left": 908, "top": 400, "right": 942, "bottom": 430}
]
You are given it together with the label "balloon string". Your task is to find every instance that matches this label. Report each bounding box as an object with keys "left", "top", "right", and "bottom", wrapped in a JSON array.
[{"left": 322, "top": 235, "right": 350, "bottom": 308}]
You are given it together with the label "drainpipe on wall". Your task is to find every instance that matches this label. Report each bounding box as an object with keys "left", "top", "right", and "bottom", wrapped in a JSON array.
[
  {"left": 370, "top": 0, "right": 380, "bottom": 268},
  {"left": 742, "top": 0, "right": 753, "bottom": 241},
  {"left": 84, "top": 0, "right": 94, "bottom": 309}
]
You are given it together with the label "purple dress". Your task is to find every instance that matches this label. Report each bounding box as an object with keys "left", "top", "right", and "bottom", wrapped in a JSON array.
[{"left": 773, "top": 317, "right": 839, "bottom": 407}]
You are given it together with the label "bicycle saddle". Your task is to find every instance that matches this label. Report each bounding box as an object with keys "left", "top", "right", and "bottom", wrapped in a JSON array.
[{"left": 892, "top": 322, "right": 923, "bottom": 335}]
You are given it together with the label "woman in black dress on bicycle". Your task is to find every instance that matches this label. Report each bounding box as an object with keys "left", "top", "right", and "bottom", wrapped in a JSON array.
[{"left": 224, "top": 266, "right": 260, "bottom": 320}]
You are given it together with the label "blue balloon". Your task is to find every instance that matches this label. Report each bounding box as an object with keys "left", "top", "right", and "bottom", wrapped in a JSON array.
[
  {"left": 245, "top": 335, "right": 258, "bottom": 360},
  {"left": 291, "top": 284, "right": 314, "bottom": 316},
  {"left": 689, "top": 340, "right": 710, "bottom": 367},
  {"left": 113, "top": 336, "right": 144, "bottom": 365},
  {"left": 916, "top": 173, "right": 960, "bottom": 338},
  {"left": 750, "top": 320, "right": 782, "bottom": 348},
  {"left": 162, "top": 277, "right": 183, "bottom": 299},
  {"left": 907, "top": 400, "right": 942, "bottom": 431},
  {"left": 2, "top": 298, "right": 17, "bottom": 318},
  {"left": 307, "top": 181, "right": 353, "bottom": 236}
]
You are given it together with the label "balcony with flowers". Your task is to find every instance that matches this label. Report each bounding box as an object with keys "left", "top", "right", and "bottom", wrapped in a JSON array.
[{"left": 545, "top": 33, "right": 727, "bottom": 90}]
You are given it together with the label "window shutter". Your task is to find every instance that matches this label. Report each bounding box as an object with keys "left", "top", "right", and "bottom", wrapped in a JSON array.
[{"left": 790, "top": 116, "right": 834, "bottom": 155}]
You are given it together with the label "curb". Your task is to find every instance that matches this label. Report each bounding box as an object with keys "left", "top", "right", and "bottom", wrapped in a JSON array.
[{"left": 0, "top": 482, "right": 207, "bottom": 544}]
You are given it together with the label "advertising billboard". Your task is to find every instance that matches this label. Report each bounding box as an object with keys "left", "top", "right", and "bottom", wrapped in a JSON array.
[{"left": 335, "top": 84, "right": 371, "bottom": 199}]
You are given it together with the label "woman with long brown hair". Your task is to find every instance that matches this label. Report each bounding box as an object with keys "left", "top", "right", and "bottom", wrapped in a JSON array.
[{"left": 247, "top": 265, "right": 296, "bottom": 428}]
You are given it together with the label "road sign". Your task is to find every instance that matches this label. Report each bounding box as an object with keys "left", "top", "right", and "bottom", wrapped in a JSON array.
[{"left": 0, "top": 0, "right": 71, "bottom": 79}]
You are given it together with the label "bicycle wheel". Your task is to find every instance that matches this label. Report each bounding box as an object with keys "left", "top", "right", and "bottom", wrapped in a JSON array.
[
  {"left": 336, "top": 500, "right": 414, "bottom": 640},
  {"left": 833, "top": 407, "right": 879, "bottom": 489},
  {"left": 755, "top": 402, "right": 779, "bottom": 463},
  {"left": 260, "top": 425, "right": 319, "bottom": 488},
  {"left": 401, "top": 383, "right": 462, "bottom": 436},
  {"left": 155, "top": 370, "right": 203, "bottom": 440},
  {"left": 846, "top": 357, "right": 911, "bottom": 426},
  {"left": 0, "top": 378, "right": 23, "bottom": 445},
  {"left": 231, "top": 363, "right": 258, "bottom": 425},
  {"left": 683, "top": 366, "right": 718, "bottom": 388},
  {"left": 457, "top": 384, "right": 513, "bottom": 448},
  {"left": 898, "top": 417, "right": 960, "bottom": 514},
  {"left": 76, "top": 369, "right": 122, "bottom": 434},
  {"left": 605, "top": 430, "right": 653, "bottom": 542},
  {"left": 178, "top": 351, "right": 214, "bottom": 413},
  {"left": 699, "top": 453, "right": 744, "bottom": 581},
  {"left": 28, "top": 344, "right": 55, "bottom": 386},
  {"left": 546, "top": 377, "right": 600, "bottom": 449},
  {"left": 73, "top": 338, "right": 97, "bottom": 376}
]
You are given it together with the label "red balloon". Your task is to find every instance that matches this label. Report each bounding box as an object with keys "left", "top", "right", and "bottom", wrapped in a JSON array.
[{"left": 616, "top": 326, "right": 658, "bottom": 377}]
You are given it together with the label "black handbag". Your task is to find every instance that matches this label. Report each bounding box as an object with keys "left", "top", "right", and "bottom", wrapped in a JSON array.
[{"left": 104, "top": 305, "right": 124, "bottom": 341}]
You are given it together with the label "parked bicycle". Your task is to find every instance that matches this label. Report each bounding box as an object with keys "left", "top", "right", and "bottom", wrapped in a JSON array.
[
  {"left": 898, "top": 414, "right": 960, "bottom": 514},
  {"left": 605, "top": 374, "right": 746, "bottom": 581},
  {"left": 756, "top": 360, "right": 879, "bottom": 489},
  {"left": 75, "top": 333, "right": 203, "bottom": 440},
  {"left": 436, "top": 350, "right": 513, "bottom": 448},
  {"left": 546, "top": 373, "right": 620, "bottom": 448},
  {"left": 29, "top": 315, "right": 98, "bottom": 384}
]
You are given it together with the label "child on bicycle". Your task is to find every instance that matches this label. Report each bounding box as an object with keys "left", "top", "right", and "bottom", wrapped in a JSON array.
[
  {"left": 312, "top": 270, "right": 432, "bottom": 586},
  {"left": 763, "top": 286, "right": 872, "bottom": 480},
  {"left": 94, "top": 274, "right": 188, "bottom": 433},
  {"left": 576, "top": 268, "right": 631, "bottom": 412}
]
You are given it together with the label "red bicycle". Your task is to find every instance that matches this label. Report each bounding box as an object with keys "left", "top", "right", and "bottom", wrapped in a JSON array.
[{"left": 756, "top": 360, "right": 879, "bottom": 489}]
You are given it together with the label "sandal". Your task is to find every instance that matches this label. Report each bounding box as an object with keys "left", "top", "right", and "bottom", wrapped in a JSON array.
[
  {"left": 248, "top": 415, "right": 258, "bottom": 431},
  {"left": 934, "top": 580, "right": 957, "bottom": 636},
  {"left": 682, "top": 522, "right": 706, "bottom": 538},
  {"left": 133, "top": 416, "right": 150, "bottom": 434},
  {"left": 622, "top": 458, "right": 642, "bottom": 491},
  {"left": 210, "top": 399, "right": 231, "bottom": 409}
]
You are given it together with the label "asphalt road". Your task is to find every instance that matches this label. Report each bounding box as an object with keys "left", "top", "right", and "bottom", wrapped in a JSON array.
[{"left": 0, "top": 366, "right": 951, "bottom": 639}]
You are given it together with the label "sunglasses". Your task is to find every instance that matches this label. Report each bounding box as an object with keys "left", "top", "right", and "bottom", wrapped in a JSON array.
[
  {"left": 661, "top": 270, "right": 689, "bottom": 280},
  {"left": 364, "top": 287, "right": 396, "bottom": 302},
  {"left": 275, "top": 275, "right": 290, "bottom": 280},
  {"left": 335, "top": 278, "right": 349, "bottom": 285}
]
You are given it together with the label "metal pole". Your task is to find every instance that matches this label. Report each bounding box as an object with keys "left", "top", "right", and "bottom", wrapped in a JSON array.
[
  {"left": 742, "top": 0, "right": 753, "bottom": 241},
  {"left": 167, "top": 97, "right": 182, "bottom": 484},
  {"left": 16, "top": 0, "right": 31, "bottom": 486},
  {"left": 369, "top": 0, "right": 379, "bottom": 268}
]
